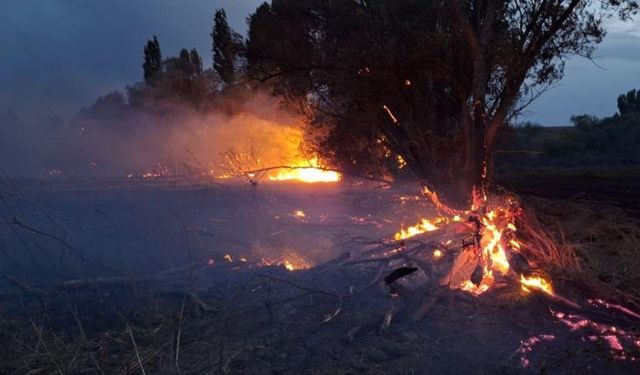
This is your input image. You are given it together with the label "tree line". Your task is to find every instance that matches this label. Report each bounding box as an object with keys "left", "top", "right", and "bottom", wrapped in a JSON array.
[
  {"left": 502, "top": 88, "right": 640, "bottom": 167},
  {"left": 85, "top": 1, "right": 637, "bottom": 207}
]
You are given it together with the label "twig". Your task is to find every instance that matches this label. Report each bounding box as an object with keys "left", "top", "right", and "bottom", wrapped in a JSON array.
[
  {"left": 70, "top": 304, "right": 87, "bottom": 342},
  {"left": 30, "top": 319, "right": 65, "bottom": 375},
  {"left": 175, "top": 293, "right": 186, "bottom": 369},
  {"left": 126, "top": 322, "right": 146, "bottom": 375}
]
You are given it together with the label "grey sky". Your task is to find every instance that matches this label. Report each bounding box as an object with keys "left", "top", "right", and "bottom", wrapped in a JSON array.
[{"left": 0, "top": 1, "right": 638, "bottom": 125}]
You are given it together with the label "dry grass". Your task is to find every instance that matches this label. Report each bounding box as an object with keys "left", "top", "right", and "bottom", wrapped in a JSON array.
[{"left": 521, "top": 196, "right": 640, "bottom": 308}]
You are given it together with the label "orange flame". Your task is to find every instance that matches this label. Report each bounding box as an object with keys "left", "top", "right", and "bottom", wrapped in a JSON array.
[
  {"left": 394, "top": 217, "right": 447, "bottom": 241},
  {"left": 393, "top": 190, "right": 553, "bottom": 296},
  {"left": 268, "top": 157, "right": 341, "bottom": 183},
  {"left": 521, "top": 274, "right": 554, "bottom": 295}
]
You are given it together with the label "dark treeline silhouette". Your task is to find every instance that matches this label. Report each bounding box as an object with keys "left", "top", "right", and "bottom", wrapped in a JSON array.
[
  {"left": 241, "top": 0, "right": 637, "bottom": 207},
  {"left": 499, "top": 88, "right": 640, "bottom": 168}
]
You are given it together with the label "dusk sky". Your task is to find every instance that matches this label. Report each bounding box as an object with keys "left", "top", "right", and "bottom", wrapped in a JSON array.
[{"left": 1, "top": 0, "right": 638, "bottom": 125}]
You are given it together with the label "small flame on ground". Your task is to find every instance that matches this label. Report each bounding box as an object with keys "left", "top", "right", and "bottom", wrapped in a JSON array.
[
  {"left": 260, "top": 252, "right": 311, "bottom": 271},
  {"left": 268, "top": 157, "right": 341, "bottom": 183},
  {"left": 520, "top": 274, "right": 554, "bottom": 295},
  {"left": 293, "top": 210, "right": 306, "bottom": 219},
  {"left": 394, "top": 217, "right": 446, "bottom": 241}
]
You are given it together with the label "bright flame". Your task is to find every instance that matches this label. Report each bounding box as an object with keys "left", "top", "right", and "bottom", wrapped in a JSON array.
[
  {"left": 268, "top": 158, "right": 341, "bottom": 183},
  {"left": 393, "top": 192, "right": 550, "bottom": 296},
  {"left": 394, "top": 217, "right": 447, "bottom": 241},
  {"left": 521, "top": 274, "right": 554, "bottom": 295}
]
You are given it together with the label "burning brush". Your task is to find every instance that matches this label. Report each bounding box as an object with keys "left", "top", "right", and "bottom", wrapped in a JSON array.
[{"left": 373, "top": 186, "right": 556, "bottom": 299}]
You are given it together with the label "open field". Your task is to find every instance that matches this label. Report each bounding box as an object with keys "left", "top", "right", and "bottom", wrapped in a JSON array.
[{"left": 0, "top": 177, "right": 639, "bottom": 373}]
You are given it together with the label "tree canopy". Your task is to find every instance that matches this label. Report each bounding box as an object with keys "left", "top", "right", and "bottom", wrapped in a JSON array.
[
  {"left": 143, "top": 36, "right": 162, "bottom": 83},
  {"left": 618, "top": 89, "right": 640, "bottom": 117},
  {"left": 212, "top": 9, "right": 243, "bottom": 85},
  {"left": 245, "top": 0, "right": 638, "bottom": 207}
]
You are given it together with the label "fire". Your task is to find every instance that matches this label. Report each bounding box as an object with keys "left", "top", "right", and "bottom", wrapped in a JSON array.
[
  {"left": 394, "top": 217, "right": 447, "bottom": 241},
  {"left": 268, "top": 157, "right": 341, "bottom": 183},
  {"left": 260, "top": 252, "right": 311, "bottom": 271},
  {"left": 393, "top": 192, "right": 554, "bottom": 296},
  {"left": 521, "top": 274, "right": 554, "bottom": 295}
]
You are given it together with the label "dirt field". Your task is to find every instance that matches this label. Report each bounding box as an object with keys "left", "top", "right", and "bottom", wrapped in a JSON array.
[{"left": 0, "top": 177, "right": 639, "bottom": 374}]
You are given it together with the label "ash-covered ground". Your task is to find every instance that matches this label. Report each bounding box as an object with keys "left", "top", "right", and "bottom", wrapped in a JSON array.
[{"left": 0, "top": 178, "right": 639, "bottom": 374}]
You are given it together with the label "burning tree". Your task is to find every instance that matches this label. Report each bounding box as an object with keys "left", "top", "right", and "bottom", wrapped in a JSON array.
[
  {"left": 240, "top": 0, "right": 639, "bottom": 305},
  {"left": 245, "top": 0, "right": 637, "bottom": 208}
]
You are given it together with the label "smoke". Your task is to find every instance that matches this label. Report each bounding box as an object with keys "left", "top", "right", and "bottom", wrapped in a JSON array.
[{"left": 0, "top": 91, "right": 311, "bottom": 179}]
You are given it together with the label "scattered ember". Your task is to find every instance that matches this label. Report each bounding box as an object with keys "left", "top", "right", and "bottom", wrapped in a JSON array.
[
  {"left": 396, "top": 154, "right": 407, "bottom": 169},
  {"left": 293, "top": 210, "right": 306, "bottom": 219},
  {"left": 516, "top": 334, "right": 556, "bottom": 368},
  {"left": 260, "top": 252, "right": 311, "bottom": 271},
  {"left": 223, "top": 254, "right": 233, "bottom": 262},
  {"left": 588, "top": 298, "right": 640, "bottom": 320}
]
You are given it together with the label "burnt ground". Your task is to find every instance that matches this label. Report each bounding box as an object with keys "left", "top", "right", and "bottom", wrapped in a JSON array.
[{"left": 0, "top": 177, "right": 639, "bottom": 374}]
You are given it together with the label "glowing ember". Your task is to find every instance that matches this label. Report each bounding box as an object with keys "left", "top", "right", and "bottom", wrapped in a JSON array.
[
  {"left": 516, "top": 334, "right": 557, "bottom": 368},
  {"left": 223, "top": 254, "right": 233, "bottom": 262},
  {"left": 432, "top": 249, "right": 443, "bottom": 259},
  {"left": 551, "top": 308, "right": 640, "bottom": 361},
  {"left": 268, "top": 157, "right": 341, "bottom": 183},
  {"left": 521, "top": 274, "right": 554, "bottom": 295},
  {"left": 396, "top": 154, "right": 407, "bottom": 169},
  {"left": 382, "top": 105, "right": 399, "bottom": 124},
  {"left": 293, "top": 210, "right": 306, "bottom": 219}
]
